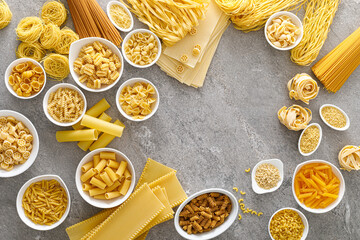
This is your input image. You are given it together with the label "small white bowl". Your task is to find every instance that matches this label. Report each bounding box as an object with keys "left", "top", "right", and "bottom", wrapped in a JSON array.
[
  {"left": 122, "top": 29, "right": 162, "bottom": 68},
  {"left": 319, "top": 104, "right": 350, "bottom": 131},
  {"left": 0, "top": 110, "right": 39, "bottom": 178},
  {"left": 4, "top": 58, "right": 47, "bottom": 99},
  {"left": 116, "top": 78, "right": 160, "bottom": 122},
  {"left": 42, "top": 83, "right": 87, "bottom": 127},
  {"left": 268, "top": 207, "right": 309, "bottom": 240},
  {"left": 75, "top": 148, "right": 136, "bottom": 209},
  {"left": 298, "top": 123, "right": 322, "bottom": 156},
  {"left": 264, "top": 11, "right": 303, "bottom": 51},
  {"left": 174, "top": 188, "right": 238, "bottom": 240},
  {"left": 16, "top": 174, "right": 71, "bottom": 231},
  {"left": 69, "top": 37, "right": 124, "bottom": 92},
  {"left": 106, "top": 1, "right": 134, "bottom": 32},
  {"left": 292, "top": 159, "right": 345, "bottom": 214},
  {"left": 251, "top": 159, "right": 284, "bottom": 194}
]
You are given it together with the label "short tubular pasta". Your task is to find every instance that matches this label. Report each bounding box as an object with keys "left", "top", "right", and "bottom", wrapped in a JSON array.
[
  {"left": 338, "top": 145, "right": 360, "bottom": 171},
  {"left": 16, "top": 16, "right": 44, "bottom": 43},
  {"left": 42, "top": 53, "right": 70, "bottom": 80},
  {"left": 0, "top": 0, "right": 12, "bottom": 30},
  {"left": 278, "top": 105, "right": 312, "bottom": 131},
  {"left": 16, "top": 42, "right": 46, "bottom": 62},
  {"left": 40, "top": 1, "right": 67, "bottom": 26},
  {"left": 40, "top": 23, "right": 62, "bottom": 49},
  {"left": 54, "top": 27, "right": 79, "bottom": 54},
  {"left": 214, "top": 0, "right": 255, "bottom": 16},
  {"left": 287, "top": 73, "right": 319, "bottom": 104}
]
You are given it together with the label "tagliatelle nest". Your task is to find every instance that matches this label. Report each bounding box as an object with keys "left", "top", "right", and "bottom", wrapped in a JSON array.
[{"left": 277, "top": 105, "right": 312, "bottom": 131}]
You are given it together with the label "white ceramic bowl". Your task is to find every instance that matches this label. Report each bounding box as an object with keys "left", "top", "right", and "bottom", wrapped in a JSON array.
[
  {"left": 298, "top": 123, "right": 322, "bottom": 156},
  {"left": 122, "top": 29, "right": 162, "bottom": 68},
  {"left": 69, "top": 37, "right": 124, "bottom": 92},
  {"left": 107, "top": 1, "right": 134, "bottom": 32},
  {"left": 264, "top": 11, "right": 303, "bottom": 51},
  {"left": 4, "top": 58, "right": 47, "bottom": 99},
  {"left": 174, "top": 188, "right": 238, "bottom": 240},
  {"left": 319, "top": 104, "right": 350, "bottom": 131},
  {"left": 42, "top": 83, "right": 87, "bottom": 127},
  {"left": 116, "top": 78, "right": 160, "bottom": 122},
  {"left": 292, "top": 159, "right": 345, "bottom": 214},
  {"left": 268, "top": 207, "right": 309, "bottom": 240},
  {"left": 75, "top": 148, "right": 136, "bottom": 209},
  {"left": 0, "top": 110, "right": 39, "bottom": 178},
  {"left": 16, "top": 174, "right": 71, "bottom": 230},
  {"left": 251, "top": 159, "right": 284, "bottom": 194}
]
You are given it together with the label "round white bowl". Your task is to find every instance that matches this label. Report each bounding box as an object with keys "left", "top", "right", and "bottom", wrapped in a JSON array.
[
  {"left": 16, "top": 174, "right": 71, "bottom": 231},
  {"left": 69, "top": 37, "right": 124, "bottom": 92},
  {"left": 116, "top": 77, "right": 160, "bottom": 122},
  {"left": 298, "top": 123, "right": 322, "bottom": 157},
  {"left": 107, "top": 1, "right": 134, "bottom": 32},
  {"left": 292, "top": 159, "right": 345, "bottom": 214},
  {"left": 174, "top": 188, "right": 238, "bottom": 240},
  {"left": 0, "top": 110, "right": 39, "bottom": 178},
  {"left": 75, "top": 148, "right": 136, "bottom": 209},
  {"left": 268, "top": 207, "right": 309, "bottom": 240},
  {"left": 251, "top": 159, "right": 284, "bottom": 194},
  {"left": 122, "top": 29, "right": 162, "bottom": 68},
  {"left": 319, "top": 104, "right": 350, "bottom": 131},
  {"left": 43, "top": 83, "right": 87, "bottom": 127},
  {"left": 4, "top": 58, "right": 47, "bottom": 99},
  {"left": 264, "top": 11, "right": 303, "bottom": 51}
]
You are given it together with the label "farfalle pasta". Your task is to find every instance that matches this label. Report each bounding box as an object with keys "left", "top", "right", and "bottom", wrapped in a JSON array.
[
  {"left": 266, "top": 15, "right": 301, "bottom": 48},
  {"left": 278, "top": 105, "right": 312, "bottom": 131},
  {"left": 338, "top": 145, "right": 360, "bottom": 171},
  {"left": 288, "top": 73, "right": 319, "bottom": 104}
]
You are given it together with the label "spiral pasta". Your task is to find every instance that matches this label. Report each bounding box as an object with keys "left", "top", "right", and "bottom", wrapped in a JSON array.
[
  {"left": 214, "top": 0, "right": 255, "bottom": 16},
  {"left": 287, "top": 73, "right": 319, "bottom": 104},
  {"left": 40, "top": 23, "right": 61, "bottom": 49},
  {"left": 16, "top": 17, "right": 44, "bottom": 43},
  {"left": 42, "top": 53, "right": 70, "bottom": 80},
  {"left": 54, "top": 27, "right": 79, "bottom": 54},
  {"left": 16, "top": 42, "right": 46, "bottom": 61},
  {"left": 278, "top": 105, "right": 312, "bottom": 131},
  {"left": 40, "top": 1, "right": 67, "bottom": 26},
  {"left": 0, "top": 0, "right": 12, "bottom": 29},
  {"left": 338, "top": 145, "right": 360, "bottom": 171}
]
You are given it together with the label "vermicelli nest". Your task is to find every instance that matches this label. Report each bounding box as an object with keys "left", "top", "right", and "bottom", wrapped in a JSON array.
[
  {"left": 16, "top": 16, "right": 44, "bottom": 43},
  {"left": 16, "top": 42, "right": 46, "bottom": 61},
  {"left": 54, "top": 27, "right": 79, "bottom": 54},
  {"left": 42, "top": 53, "right": 70, "bottom": 80},
  {"left": 40, "top": 23, "right": 62, "bottom": 49},
  {"left": 40, "top": 1, "right": 67, "bottom": 26},
  {"left": 0, "top": 0, "right": 12, "bottom": 30}
]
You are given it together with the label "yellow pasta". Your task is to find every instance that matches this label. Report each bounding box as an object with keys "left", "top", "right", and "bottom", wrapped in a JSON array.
[
  {"left": 40, "top": 23, "right": 62, "bottom": 49},
  {"left": 109, "top": 4, "right": 131, "bottom": 29},
  {"left": 54, "top": 27, "right": 79, "bottom": 54},
  {"left": 338, "top": 145, "right": 360, "bottom": 171},
  {"left": 0, "top": 0, "right": 12, "bottom": 30},
  {"left": 100, "top": 151, "right": 116, "bottom": 160},
  {"left": 288, "top": 73, "right": 319, "bottom": 104},
  {"left": 124, "top": 32, "right": 159, "bottom": 66},
  {"left": 16, "top": 17, "right": 44, "bottom": 43},
  {"left": 90, "top": 177, "right": 107, "bottom": 189},
  {"left": 41, "top": 1, "right": 67, "bottom": 26},
  {"left": 266, "top": 15, "right": 301, "bottom": 48},
  {"left": 269, "top": 209, "right": 304, "bottom": 240},
  {"left": 81, "top": 115, "right": 124, "bottom": 138},
  {"left": 82, "top": 161, "right": 93, "bottom": 172},
  {"left": 16, "top": 42, "right": 46, "bottom": 62},
  {"left": 42, "top": 53, "right": 70, "bottom": 81},
  {"left": 277, "top": 105, "right": 312, "bottom": 131},
  {"left": 215, "top": 0, "right": 254, "bottom": 16},
  {"left": 56, "top": 129, "right": 98, "bottom": 142},
  {"left": 88, "top": 120, "right": 124, "bottom": 151}
]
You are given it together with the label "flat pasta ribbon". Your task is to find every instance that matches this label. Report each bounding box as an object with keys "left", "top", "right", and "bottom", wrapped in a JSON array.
[
  {"left": 338, "top": 145, "right": 360, "bottom": 171},
  {"left": 277, "top": 105, "right": 312, "bottom": 131},
  {"left": 287, "top": 73, "right": 319, "bottom": 104}
]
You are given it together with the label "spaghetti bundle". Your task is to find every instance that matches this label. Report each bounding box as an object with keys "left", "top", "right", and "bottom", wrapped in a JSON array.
[
  {"left": 0, "top": 0, "right": 12, "bottom": 29},
  {"left": 42, "top": 53, "right": 70, "bottom": 80},
  {"left": 16, "top": 17, "right": 44, "bottom": 43},
  {"left": 54, "top": 27, "right": 79, "bottom": 54},
  {"left": 67, "top": 0, "right": 122, "bottom": 46},
  {"left": 41, "top": 1, "right": 67, "bottom": 26},
  {"left": 124, "top": 0, "right": 209, "bottom": 46},
  {"left": 312, "top": 27, "right": 360, "bottom": 93},
  {"left": 40, "top": 23, "right": 62, "bottom": 49},
  {"left": 290, "top": 0, "right": 340, "bottom": 66},
  {"left": 16, "top": 42, "right": 46, "bottom": 61},
  {"left": 231, "top": 0, "right": 305, "bottom": 32},
  {"left": 215, "top": 0, "right": 254, "bottom": 16}
]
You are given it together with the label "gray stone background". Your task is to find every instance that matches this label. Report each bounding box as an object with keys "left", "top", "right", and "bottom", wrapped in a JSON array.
[{"left": 1, "top": 0, "right": 359, "bottom": 239}]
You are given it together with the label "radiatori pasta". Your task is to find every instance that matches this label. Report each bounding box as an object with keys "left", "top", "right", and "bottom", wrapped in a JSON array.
[
  {"left": 40, "top": 1, "right": 67, "bottom": 27},
  {"left": 278, "top": 105, "right": 312, "bottom": 131},
  {"left": 287, "top": 73, "right": 319, "bottom": 104},
  {"left": 16, "top": 42, "right": 46, "bottom": 62},
  {"left": 0, "top": 116, "right": 33, "bottom": 171},
  {"left": 0, "top": 0, "right": 12, "bottom": 30},
  {"left": 109, "top": 4, "right": 131, "bottom": 29},
  {"left": 269, "top": 209, "right": 304, "bottom": 240},
  {"left": 16, "top": 17, "right": 44, "bottom": 43},
  {"left": 266, "top": 15, "right": 301, "bottom": 48},
  {"left": 338, "top": 145, "right": 360, "bottom": 171}
]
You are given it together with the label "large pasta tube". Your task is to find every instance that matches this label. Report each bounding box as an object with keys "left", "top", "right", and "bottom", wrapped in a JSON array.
[
  {"left": 56, "top": 129, "right": 98, "bottom": 142},
  {"left": 81, "top": 115, "right": 124, "bottom": 137},
  {"left": 89, "top": 120, "right": 124, "bottom": 151}
]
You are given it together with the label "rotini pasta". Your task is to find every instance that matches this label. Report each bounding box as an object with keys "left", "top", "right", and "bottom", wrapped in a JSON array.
[
  {"left": 16, "top": 16, "right": 44, "bottom": 43},
  {"left": 42, "top": 53, "right": 70, "bottom": 81},
  {"left": 287, "top": 73, "right": 319, "bottom": 104},
  {"left": 0, "top": 0, "right": 12, "bottom": 30},
  {"left": 266, "top": 15, "right": 301, "bottom": 48},
  {"left": 109, "top": 4, "right": 131, "bottom": 29},
  {"left": 16, "top": 42, "right": 46, "bottom": 62},
  {"left": 338, "top": 145, "right": 360, "bottom": 171},
  {"left": 278, "top": 105, "right": 312, "bottom": 131},
  {"left": 40, "top": 1, "right": 67, "bottom": 27}
]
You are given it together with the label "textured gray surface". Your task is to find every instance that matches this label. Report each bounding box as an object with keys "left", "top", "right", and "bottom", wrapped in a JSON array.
[{"left": 1, "top": 0, "right": 360, "bottom": 239}]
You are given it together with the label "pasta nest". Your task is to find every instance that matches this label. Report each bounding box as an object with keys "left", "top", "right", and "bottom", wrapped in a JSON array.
[
  {"left": 0, "top": 0, "right": 12, "bottom": 30},
  {"left": 214, "top": 0, "right": 255, "bottom": 16},
  {"left": 16, "top": 16, "right": 44, "bottom": 43},
  {"left": 40, "top": 0, "right": 67, "bottom": 26},
  {"left": 287, "top": 73, "right": 319, "bottom": 104},
  {"left": 40, "top": 23, "right": 62, "bottom": 49},
  {"left": 338, "top": 145, "right": 360, "bottom": 171},
  {"left": 42, "top": 53, "right": 70, "bottom": 81},
  {"left": 16, "top": 42, "right": 46, "bottom": 62},
  {"left": 54, "top": 27, "right": 79, "bottom": 54},
  {"left": 277, "top": 105, "right": 312, "bottom": 131}
]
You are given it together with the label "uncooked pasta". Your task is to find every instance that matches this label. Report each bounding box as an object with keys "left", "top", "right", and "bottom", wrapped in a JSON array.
[
  {"left": 16, "top": 42, "right": 46, "bottom": 61},
  {"left": 41, "top": 1, "right": 67, "bottom": 26},
  {"left": 16, "top": 16, "right": 44, "bottom": 43},
  {"left": 0, "top": 0, "right": 12, "bottom": 29},
  {"left": 290, "top": 0, "right": 340, "bottom": 66},
  {"left": 109, "top": 4, "right": 131, "bottom": 29},
  {"left": 278, "top": 105, "right": 312, "bottom": 131},
  {"left": 287, "top": 73, "right": 319, "bottom": 104},
  {"left": 42, "top": 53, "right": 70, "bottom": 80},
  {"left": 54, "top": 27, "right": 79, "bottom": 54},
  {"left": 214, "top": 0, "right": 254, "bottom": 16},
  {"left": 338, "top": 145, "right": 360, "bottom": 171},
  {"left": 40, "top": 23, "right": 62, "bottom": 49}
]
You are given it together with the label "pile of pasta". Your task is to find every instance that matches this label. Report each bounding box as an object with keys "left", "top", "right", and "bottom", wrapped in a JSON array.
[
  {"left": 266, "top": 15, "right": 301, "bottom": 48},
  {"left": 287, "top": 73, "right": 319, "bottom": 105},
  {"left": 108, "top": 3, "right": 131, "bottom": 30},
  {"left": 15, "top": 1, "right": 78, "bottom": 80},
  {"left": 56, "top": 98, "right": 125, "bottom": 152},
  {"left": 269, "top": 209, "right": 304, "bottom": 240},
  {"left": 338, "top": 145, "right": 360, "bottom": 171},
  {"left": 67, "top": 158, "right": 187, "bottom": 240},
  {"left": 278, "top": 105, "right": 312, "bottom": 131},
  {"left": 0, "top": 0, "right": 12, "bottom": 30}
]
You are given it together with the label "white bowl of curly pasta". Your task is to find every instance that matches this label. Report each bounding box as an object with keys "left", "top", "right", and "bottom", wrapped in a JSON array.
[
  {"left": 69, "top": 37, "right": 124, "bottom": 92},
  {"left": 0, "top": 110, "right": 39, "bottom": 178},
  {"left": 16, "top": 174, "right": 71, "bottom": 231},
  {"left": 43, "top": 83, "right": 87, "bottom": 127}
]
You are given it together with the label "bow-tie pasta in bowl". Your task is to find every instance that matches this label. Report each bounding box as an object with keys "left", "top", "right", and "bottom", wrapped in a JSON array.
[{"left": 116, "top": 78, "right": 159, "bottom": 122}]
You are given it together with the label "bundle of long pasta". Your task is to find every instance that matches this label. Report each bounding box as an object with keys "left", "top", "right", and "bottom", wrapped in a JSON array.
[
  {"left": 290, "top": 0, "right": 340, "bottom": 66},
  {"left": 312, "top": 27, "right": 360, "bottom": 93},
  {"left": 124, "top": 0, "right": 209, "bottom": 46},
  {"left": 0, "top": 0, "right": 12, "bottom": 29},
  {"left": 214, "top": 0, "right": 254, "bottom": 16},
  {"left": 67, "top": 0, "right": 122, "bottom": 46},
  {"left": 231, "top": 0, "right": 305, "bottom": 32}
]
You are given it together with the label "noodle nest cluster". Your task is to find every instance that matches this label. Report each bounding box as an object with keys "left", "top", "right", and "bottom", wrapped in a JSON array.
[
  {"left": 278, "top": 105, "right": 312, "bottom": 131},
  {"left": 42, "top": 53, "right": 70, "bottom": 81},
  {"left": 0, "top": 0, "right": 12, "bottom": 30}
]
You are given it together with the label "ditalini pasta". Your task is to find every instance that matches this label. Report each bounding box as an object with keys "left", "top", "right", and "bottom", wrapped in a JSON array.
[
  {"left": 0, "top": 0, "right": 12, "bottom": 30},
  {"left": 88, "top": 120, "right": 125, "bottom": 151},
  {"left": 278, "top": 105, "right": 312, "bottom": 131},
  {"left": 287, "top": 73, "right": 319, "bottom": 104},
  {"left": 16, "top": 17, "right": 44, "bottom": 43},
  {"left": 266, "top": 15, "right": 301, "bottom": 48},
  {"left": 56, "top": 129, "right": 98, "bottom": 142},
  {"left": 124, "top": 32, "right": 159, "bottom": 66},
  {"left": 338, "top": 145, "right": 360, "bottom": 171},
  {"left": 80, "top": 115, "right": 124, "bottom": 138},
  {"left": 40, "top": 1, "right": 67, "bottom": 26},
  {"left": 109, "top": 4, "right": 131, "bottom": 29}
]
